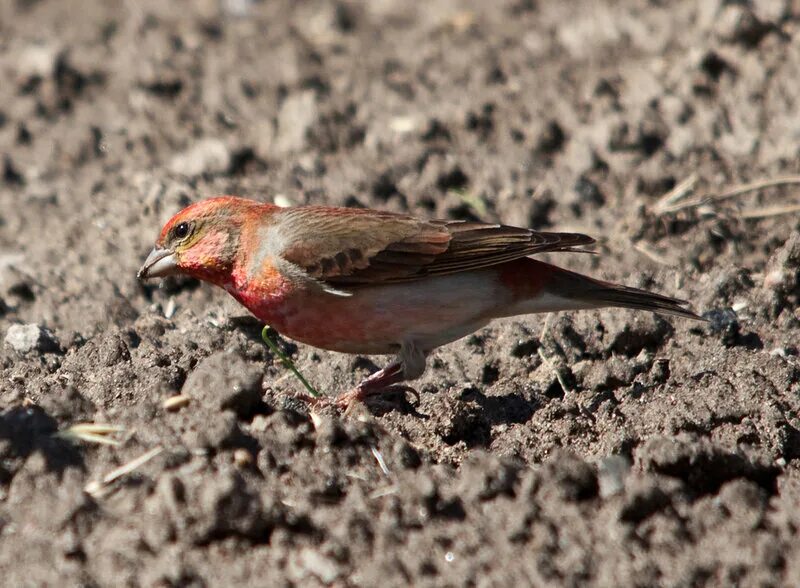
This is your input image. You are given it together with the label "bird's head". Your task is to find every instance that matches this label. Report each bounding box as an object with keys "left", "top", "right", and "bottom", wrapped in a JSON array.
[{"left": 138, "top": 196, "right": 266, "bottom": 286}]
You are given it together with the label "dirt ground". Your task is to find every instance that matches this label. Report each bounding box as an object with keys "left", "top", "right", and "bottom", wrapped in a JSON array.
[{"left": 1, "top": 0, "right": 800, "bottom": 585}]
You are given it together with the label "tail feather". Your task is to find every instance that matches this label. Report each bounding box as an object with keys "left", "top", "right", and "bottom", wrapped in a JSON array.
[
  {"left": 579, "top": 283, "right": 702, "bottom": 320},
  {"left": 547, "top": 263, "right": 703, "bottom": 321}
]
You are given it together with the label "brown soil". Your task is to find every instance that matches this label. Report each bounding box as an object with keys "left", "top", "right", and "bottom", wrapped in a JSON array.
[{"left": 2, "top": 0, "right": 800, "bottom": 586}]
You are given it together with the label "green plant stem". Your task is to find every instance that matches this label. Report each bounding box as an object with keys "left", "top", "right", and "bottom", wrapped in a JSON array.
[{"left": 261, "top": 326, "right": 320, "bottom": 398}]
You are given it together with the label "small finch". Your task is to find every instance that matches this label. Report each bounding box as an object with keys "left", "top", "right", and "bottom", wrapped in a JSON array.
[{"left": 139, "top": 196, "right": 700, "bottom": 407}]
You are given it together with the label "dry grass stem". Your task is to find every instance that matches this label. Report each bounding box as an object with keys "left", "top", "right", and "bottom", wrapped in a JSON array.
[
  {"left": 57, "top": 423, "right": 125, "bottom": 446},
  {"left": 537, "top": 347, "right": 573, "bottom": 394},
  {"left": 632, "top": 241, "right": 675, "bottom": 266},
  {"left": 740, "top": 203, "right": 800, "bottom": 220},
  {"left": 309, "top": 411, "right": 323, "bottom": 431},
  {"left": 540, "top": 313, "right": 553, "bottom": 341},
  {"left": 654, "top": 175, "right": 800, "bottom": 215},
  {"left": 84, "top": 446, "right": 164, "bottom": 497},
  {"left": 713, "top": 176, "right": 800, "bottom": 203},
  {"left": 370, "top": 446, "right": 391, "bottom": 477},
  {"left": 652, "top": 173, "right": 699, "bottom": 214},
  {"left": 369, "top": 485, "right": 399, "bottom": 500}
]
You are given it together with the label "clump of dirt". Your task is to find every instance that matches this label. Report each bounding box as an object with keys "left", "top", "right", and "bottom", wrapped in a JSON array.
[{"left": 1, "top": 0, "right": 800, "bottom": 585}]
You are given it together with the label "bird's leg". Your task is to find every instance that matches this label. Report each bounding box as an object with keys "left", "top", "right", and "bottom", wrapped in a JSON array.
[{"left": 335, "top": 340, "right": 426, "bottom": 410}]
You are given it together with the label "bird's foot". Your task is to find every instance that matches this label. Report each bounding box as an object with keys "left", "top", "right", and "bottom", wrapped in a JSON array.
[
  {"left": 335, "top": 384, "right": 420, "bottom": 414},
  {"left": 288, "top": 362, "right": 416, "bottom": 414}
]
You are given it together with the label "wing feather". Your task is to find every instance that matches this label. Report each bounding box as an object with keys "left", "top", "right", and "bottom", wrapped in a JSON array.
[{"left": 276, "top": 206, "right": 595, "bottom": 287}]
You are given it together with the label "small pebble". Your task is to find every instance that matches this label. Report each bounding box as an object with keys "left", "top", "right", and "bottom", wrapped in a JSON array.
[
  {"left": 163, "top": 297, "right": 177, "bottom": 319},
  {"left": 4, "top": 323, "right": 59, "bottom": 354},
  {"left": 598, "top": 455, "right": 631, "bottom": 498},
  {"left": 233, "top": 448, "right": 253, "bottom": 468},
  {"left": 703, "top": 308, "right": 740, "bottom": 346},
  {"left": 163, "top": 394, "right": 191, "bottom": 412}
]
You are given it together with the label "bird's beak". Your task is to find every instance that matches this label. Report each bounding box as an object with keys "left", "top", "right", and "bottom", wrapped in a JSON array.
[{"left": 138, "top": 248, "right": 178, "bottom": 280}]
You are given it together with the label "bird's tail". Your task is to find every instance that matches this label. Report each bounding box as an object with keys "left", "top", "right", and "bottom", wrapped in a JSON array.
[{"left": 544, "top": 261, "right": 702, "bottom": 320}]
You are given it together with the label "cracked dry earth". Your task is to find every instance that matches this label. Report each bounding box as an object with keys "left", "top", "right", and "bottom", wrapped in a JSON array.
[{"left": 2, "top": 0, "right": 800, "bottom": 586}]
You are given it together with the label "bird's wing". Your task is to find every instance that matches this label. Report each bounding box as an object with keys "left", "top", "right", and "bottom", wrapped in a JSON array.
[{"left": 277, "top": 206, "right": 595, "bottom": 287}]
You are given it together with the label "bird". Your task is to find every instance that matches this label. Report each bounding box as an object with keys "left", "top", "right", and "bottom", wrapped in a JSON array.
[{"left": 138, "top": 196, "right": 701, "bottom": 408}]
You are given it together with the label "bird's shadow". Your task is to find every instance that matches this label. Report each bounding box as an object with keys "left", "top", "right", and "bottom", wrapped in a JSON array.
[
  {"left": 364, "top": 385, "right": 429, "bottom": 418},
  {"left": 229, "top": 316, "right": 301, "bottom": 359},
  {"left": 228, "top": 315, "right": 270, "bottom": 340},
  {"left": 364, "top": 384, "right": 540, "bottom": 425},
  {"left": 0, "top": 406, "right": 85, "bottom": 478},
  {"left": 458, "top": 386, "right": 539, "bottom": 427}
]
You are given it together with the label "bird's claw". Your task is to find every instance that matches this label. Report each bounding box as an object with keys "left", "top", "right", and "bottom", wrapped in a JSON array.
[
  {"left": 334, "top": 384, "right": 420, "bottom": 413},
  {"left": 384, "top": 385, "right": 421, "bottom": 407}
]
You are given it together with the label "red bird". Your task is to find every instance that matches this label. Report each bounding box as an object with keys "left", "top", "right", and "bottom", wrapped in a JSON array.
[{"left": 139, "top": 197, "right": 699, "bottom": 407}]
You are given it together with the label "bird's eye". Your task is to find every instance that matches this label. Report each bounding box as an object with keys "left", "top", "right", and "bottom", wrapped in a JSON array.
[{"left": 174, "top": 222, "right": 191, "bottom": 240}]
